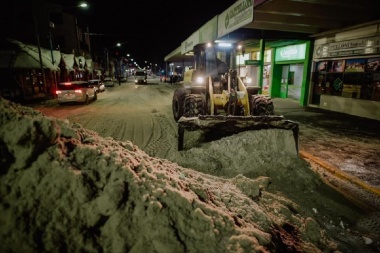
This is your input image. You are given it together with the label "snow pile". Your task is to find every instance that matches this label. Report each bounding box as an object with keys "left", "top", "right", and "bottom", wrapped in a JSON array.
[
  {"left": 0, "top": 98, "right": 338, "bottom": 252},
  {"left": 171, "top": 129, "right": 317, "bottom": 194}
]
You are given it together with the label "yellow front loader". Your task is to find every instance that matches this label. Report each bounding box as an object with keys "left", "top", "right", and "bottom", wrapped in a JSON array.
[{"left": 172, "top": 42, "right": 299, "bottom": 152}]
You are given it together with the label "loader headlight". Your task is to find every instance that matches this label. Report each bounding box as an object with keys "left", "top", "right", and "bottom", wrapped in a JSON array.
[{"left": 196, "top": 76, "right": 205, "bottom": 84}]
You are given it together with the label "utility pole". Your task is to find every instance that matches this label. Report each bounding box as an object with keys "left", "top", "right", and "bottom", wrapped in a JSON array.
[
  {"left": 32, "top": 8, "right": 47, "bottom": 96},
  {"left": 48, "top": 22, "right": 55, "bottom": 64}
]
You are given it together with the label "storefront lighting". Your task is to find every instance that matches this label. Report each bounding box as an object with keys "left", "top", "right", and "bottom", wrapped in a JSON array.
[{"left": 218, "top": 42, "right": 232, "bottom": 48}]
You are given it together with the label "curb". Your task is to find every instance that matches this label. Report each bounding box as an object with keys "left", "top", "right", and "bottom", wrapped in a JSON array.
[{"left": 299, "top": 150, "right": 380, "bottom": 197}]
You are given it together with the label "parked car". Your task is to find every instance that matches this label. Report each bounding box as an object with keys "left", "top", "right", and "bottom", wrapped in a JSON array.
[
  {"left": 88, "top": 79, "right": 105, "bottom": 93},
  {"left": 56, "top": 81, "right": 97, "bottom": 105},
  {"left": 103, "top": 77, "right": 114, "bottom": 87}
]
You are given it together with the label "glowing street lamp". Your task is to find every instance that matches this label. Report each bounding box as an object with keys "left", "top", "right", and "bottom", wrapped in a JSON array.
[{"left": 78, "top": 3, "right": 88, "bottom": 8}]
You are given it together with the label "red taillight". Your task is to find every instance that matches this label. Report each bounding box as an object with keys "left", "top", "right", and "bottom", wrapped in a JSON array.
[{"left": 74, "top": 89, "right": 82, "bottom": 93}]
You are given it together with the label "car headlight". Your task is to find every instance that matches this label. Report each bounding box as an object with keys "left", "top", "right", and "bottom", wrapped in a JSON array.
[{"left": 196, "top": 76, "right": 204, "bottom": 84}]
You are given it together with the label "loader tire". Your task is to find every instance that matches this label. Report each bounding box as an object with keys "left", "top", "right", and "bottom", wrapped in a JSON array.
[
  {"left": 183, "top": 94, "right": 205, "bottom": 117},
  {"left": 250, "top": 95, "right": 274, "bottom": 116},
  {"left": 172, "top": 88, "right": 187, "bottom": 121}
]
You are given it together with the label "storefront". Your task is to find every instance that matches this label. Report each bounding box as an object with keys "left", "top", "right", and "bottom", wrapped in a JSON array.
[
  {"left": 311, "top": 28, "right": 380, "bottom": 120},
  {"left": 270, "top": 42, "right": 312, "bottom": 105},
  {"left": 240, "top": 42, "right": 311, "bottom": 105},
  {"left": 240, "top": 49, "right": 272, "bottom": 96}
]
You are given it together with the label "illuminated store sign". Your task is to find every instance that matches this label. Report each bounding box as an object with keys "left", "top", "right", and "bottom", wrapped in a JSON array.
[
  {"left": 275, "top": 44, "right": 306, "bottom": 62},
  {"left": 314, "top": 36, "right": 380, "bottom": 58}
]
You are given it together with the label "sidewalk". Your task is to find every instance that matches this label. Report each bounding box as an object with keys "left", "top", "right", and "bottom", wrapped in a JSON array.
[
  {"left": 272, "top": 98, "right": 380, "bottom": 136},
  {"left": 272, "top": 97, "right": 380, "bottom": 193}
]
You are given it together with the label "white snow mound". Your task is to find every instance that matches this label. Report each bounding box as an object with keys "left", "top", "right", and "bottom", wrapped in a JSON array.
[{"left": 0, "top": 98, "right": 334, "bottom": 253}]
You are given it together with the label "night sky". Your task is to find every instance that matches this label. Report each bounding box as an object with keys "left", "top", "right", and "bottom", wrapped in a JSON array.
[{"left": 51, "top": 0, "right": 237, "bottom": 67}]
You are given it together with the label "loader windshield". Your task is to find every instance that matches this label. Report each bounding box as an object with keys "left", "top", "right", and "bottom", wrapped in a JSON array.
[
  {"left": 205, "top": 46, "right": 231, "bottom": 79},
  {"left": 193, "top": 43, "right": 234, "bottom": 80}
]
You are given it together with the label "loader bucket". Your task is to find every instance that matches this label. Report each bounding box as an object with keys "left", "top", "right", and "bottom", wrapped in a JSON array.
[{"left": 177, "top": 115, "right": 299, "bottom": 154}]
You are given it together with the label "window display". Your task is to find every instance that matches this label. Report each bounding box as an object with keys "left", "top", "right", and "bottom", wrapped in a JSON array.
[{"left": 313, "top": 57, "right": 380, "bottom": 102}]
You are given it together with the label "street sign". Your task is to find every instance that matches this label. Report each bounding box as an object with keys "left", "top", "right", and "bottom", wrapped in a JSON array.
[{"left": 245, "top": 60, "right": 261, "bottom": 66}]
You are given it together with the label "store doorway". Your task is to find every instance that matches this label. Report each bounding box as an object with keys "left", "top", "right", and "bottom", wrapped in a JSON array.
[{"left": 280, "top": 64, "right": 304, "bottom": 100}]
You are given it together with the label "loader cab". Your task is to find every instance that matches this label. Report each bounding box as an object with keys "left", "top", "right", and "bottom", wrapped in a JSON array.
[{"left": 193, "top": 42, "right": 236, "bottom": 82}]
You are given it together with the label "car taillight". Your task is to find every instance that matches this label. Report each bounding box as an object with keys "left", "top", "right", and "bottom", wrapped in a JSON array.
[
  {"left": 75, "top": 90, "right": 82, "bottom": 93},
  {"left": 56, "top": 90, "right": 62, "bottom": 94}
]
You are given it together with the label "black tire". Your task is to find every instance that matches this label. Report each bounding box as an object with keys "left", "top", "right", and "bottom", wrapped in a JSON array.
[
  {"left": 85, "top": 95, "right": 89, "bottom": 105},
  {"left": 250, "top": 95, "right": 274, "bottom": 116},
  {"left": 93, "top": 92, "right": 97, "bottom": 101},
  {"left": 183, "top": 94, "right": 204, "bottom": 118},
  {"left": 172, "top": 88, "right": 187, "bottom": 121}
]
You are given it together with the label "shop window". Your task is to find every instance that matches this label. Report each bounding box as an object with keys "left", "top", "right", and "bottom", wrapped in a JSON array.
[
  {"left": 312, "top": 57, "right": 380, "bottom": 102},
  {"left": 362, "top": 73, "right": 374, "bottom": 100},
  {"left": 330, "top": 60, "right": 345, "bottom": 72},
  {"left": 326, "top": 73, "right": 343, "bottom": 96},
  {"left": 342, "top": 73, "right": 363, "bottom": 98},
  {"left": 311, "top": 72, "right": 325, "bottom": 104},
  {"left": 372, "top": 73, "right": 380, "bottom": 101}
]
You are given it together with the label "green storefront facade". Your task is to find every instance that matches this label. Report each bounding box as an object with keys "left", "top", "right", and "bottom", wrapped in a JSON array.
[{"left": 270, "top": 41, "right": 312, "bottom": 106}]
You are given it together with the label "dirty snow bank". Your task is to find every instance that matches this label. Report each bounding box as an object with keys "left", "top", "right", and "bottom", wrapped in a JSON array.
[{"left": 0, "top": 98, "right": 361, "bottom": 252}]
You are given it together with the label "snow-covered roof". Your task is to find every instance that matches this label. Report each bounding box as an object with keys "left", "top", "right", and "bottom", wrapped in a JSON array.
[
  {"left": 75, "top": 56, "right": 86, "bottom": 71},
  {"left": 3, "top": 38, "right": 61, "bottom": 71},
  {"left": 85, "top": 58, "right": 92, "bottom": 71},
  {"left": 61, "top": 53, "right": 75, "bottom": 71}
]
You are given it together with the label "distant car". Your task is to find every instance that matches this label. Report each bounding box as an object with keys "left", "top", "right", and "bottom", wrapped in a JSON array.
[
  {"left": 103, "top": 77, "right": 114, "bottom": 87},
  {"left": 56, "top": 81, "right": 97, "bottom": 105},
  {"left": 134, "top": 70, "right": 147, "bottom": 84},
  {"left": 88, "top": 79, "right": 105, "bottom": 93},
  {"left": 162, "top": 75, "right": 172, "bottom": 83}
]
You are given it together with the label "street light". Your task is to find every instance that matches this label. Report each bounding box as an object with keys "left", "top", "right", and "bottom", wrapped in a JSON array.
[
  {"left": 104, "top": 41, "right": 127, "bottom": 78},
  {"left": 78, "top": 3, "right": 88, "bottom": 8}
]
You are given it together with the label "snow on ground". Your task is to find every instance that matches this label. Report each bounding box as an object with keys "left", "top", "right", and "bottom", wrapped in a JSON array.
[{"left": 0, "top": 98, "right": 379, "bottom": 252}]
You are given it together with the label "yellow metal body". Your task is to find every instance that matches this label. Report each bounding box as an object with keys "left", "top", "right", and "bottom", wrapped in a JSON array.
[
  {"left": 183, "top": 69, "right": 194, "bottom": 84},
  {"left": 208, "top": 76, "right": 250, "bottom": 116}
]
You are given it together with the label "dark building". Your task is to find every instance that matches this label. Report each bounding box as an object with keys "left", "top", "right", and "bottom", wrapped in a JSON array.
[{"left": 0, "top": 0, "right": 94, "bottom": 102}]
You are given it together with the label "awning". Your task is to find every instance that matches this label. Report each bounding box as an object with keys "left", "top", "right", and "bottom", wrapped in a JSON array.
[
  {"left": 246, "top": 0, "right": 380, "bottom": 36},
  {"left": 165, "top": 46, "right": 193, "bottom": 62},
  {"left": 166, "top": 0, "right": 380, "bottom": 61}
]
